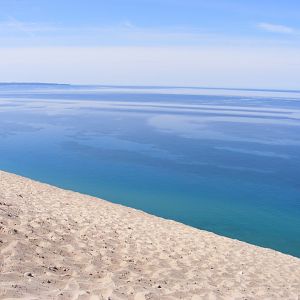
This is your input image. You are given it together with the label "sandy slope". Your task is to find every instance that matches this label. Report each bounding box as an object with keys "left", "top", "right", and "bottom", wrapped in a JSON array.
[{"left": 0, "top": 170, "right": 299, "bottom": 300}]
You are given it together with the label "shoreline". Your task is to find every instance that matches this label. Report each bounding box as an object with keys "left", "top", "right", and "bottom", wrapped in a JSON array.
[{"left": 0, "top": 170, "right": 300, "bottom": 299}]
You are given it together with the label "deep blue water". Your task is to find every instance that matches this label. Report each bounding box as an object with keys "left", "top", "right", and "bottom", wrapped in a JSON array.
[{"left": 0, "top": 84, "right": 300, "bottom": 257}]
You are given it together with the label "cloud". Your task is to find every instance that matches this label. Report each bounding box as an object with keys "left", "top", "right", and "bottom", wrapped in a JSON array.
[
  {"left": 257, "top": 22, "right": 295, "bottom": 34},
  {"left": 0, "top": 18, "right": 212, "bottom": 46},
  {"left": 0, "top": 16, "right": 299, "bottom": 48},
  {"left": 0, "top": 17, "right": 59, "bottom": 38}
]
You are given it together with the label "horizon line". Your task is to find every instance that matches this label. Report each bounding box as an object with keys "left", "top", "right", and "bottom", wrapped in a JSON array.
[{"left": 0, "top": 82, "right": 300, "bottom": 94}]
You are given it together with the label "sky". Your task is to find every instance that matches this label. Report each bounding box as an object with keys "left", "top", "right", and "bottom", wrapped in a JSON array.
[{"left": 0, "top": 0, "right": 299, "bottom": 89}]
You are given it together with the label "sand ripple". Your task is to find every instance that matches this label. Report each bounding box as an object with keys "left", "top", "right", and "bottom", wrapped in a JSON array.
[{"left": 0, "top": 170, "right": 299, "bottom": 299}]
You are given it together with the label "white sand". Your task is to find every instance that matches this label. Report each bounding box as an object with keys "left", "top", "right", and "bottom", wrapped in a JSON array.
[{"left": 0, "top": 170, "right": 299, "bottom": 300}]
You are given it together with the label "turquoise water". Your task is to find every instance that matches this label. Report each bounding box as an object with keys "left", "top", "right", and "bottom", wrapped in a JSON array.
[{"left": 0, "top": 84, "right": 300, "bottom": 257}]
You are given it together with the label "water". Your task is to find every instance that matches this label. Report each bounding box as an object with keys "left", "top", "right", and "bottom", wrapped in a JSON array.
[{"left": 0, "top": 84, "right": 300, "bottom": 257}]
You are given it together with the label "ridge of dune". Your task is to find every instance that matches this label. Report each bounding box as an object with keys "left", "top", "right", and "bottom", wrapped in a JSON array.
[{"left": 0, "top": 170, "right": 299, "bottom": 300}]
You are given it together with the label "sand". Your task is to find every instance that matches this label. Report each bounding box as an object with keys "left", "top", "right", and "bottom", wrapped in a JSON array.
[{"left": 0, "top": 170, "right": 299, "bottom": 300}]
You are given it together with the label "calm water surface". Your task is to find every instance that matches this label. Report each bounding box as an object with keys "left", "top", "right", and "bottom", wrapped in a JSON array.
[{"left": 0, "top": 84, "right": 300, "bottom": 257}]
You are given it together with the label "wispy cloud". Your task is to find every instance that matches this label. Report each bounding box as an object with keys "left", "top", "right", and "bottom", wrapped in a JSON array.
[
  {"left": 1, "top": 17, "right": 299, "bottom": 48},
  {"left": 0, "top": 17, "right": 58, "bottom": 36},
  {"left": 0, "top": 18, "right": 221, "bottom": 46},
  {"left": 257, "top": 22, "right": 296, "bottom": 34}
]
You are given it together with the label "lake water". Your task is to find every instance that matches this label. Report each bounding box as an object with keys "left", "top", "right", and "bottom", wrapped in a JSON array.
[{"left": 0, "top": 84, "right": 300, "bottom": 257}]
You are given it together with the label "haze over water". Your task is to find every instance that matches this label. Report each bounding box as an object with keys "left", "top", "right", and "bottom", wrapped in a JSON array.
[{"left": 0, "top": 84, "right": 300, "bottom": 257}]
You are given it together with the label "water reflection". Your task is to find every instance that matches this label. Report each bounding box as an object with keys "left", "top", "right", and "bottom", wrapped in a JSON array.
[{"left": 0, "top": 84, "right": 300, "bottom": 257}]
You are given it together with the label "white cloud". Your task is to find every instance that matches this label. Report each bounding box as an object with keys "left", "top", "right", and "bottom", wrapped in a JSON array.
[
  {"left": 258, "top": 22, "right": 295, "bottom": 34},
  {"left": 0, "top": 17, "right": 58, "bottom": 34},
  {"left": 0, "top": 17, "right": 299, "bottom": 48}
]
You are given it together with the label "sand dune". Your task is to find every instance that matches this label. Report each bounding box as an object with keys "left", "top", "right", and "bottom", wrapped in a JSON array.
[{"left": 0, "top": 170, "right": 299, "bottom": 299}]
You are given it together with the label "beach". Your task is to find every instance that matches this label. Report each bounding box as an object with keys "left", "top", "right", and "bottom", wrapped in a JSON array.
[{"left": 0, "top": 170, "right": 300, "bottom": 299}]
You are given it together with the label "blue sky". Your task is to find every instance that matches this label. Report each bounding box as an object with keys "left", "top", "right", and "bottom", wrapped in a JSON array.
[{"left": 0, "top": 0, "right": 299, "bottom": 88}]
